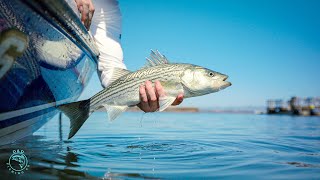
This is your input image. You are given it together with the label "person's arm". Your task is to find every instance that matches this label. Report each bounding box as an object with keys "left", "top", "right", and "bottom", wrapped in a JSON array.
[
  {"left": 88, "top": 0, "right": 127, "bottom": 88},
  {"left": 75, "top": 0, "right": 183, "bottom": 112}
]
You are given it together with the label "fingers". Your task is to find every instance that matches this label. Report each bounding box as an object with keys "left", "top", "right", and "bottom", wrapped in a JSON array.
[
  {"left": 81, "top": 2, "right": 89, "bottom": 29},
  {"left": 75, "top": 0, "right": 94, "bottom": 30},
  {"left": 137, "top": 81, "right": 184, "bottom": 112},
  {"left": 138, "top": 84, "right": 150, "bottom": 112},
  {"left": 138, "top": 81, "right": 159, "bottom": 112},
  {"left": 145, "top": 81, "right": 158, "bottom": 111},
  {"left": 155, "top": 80, "right": 165, "bottom": 98},
  {"left": 74, "top": 0, "right": 83, "bottom": 10},
  {"left": 88, "top": 0, "right": 95, "bottom": 29},
  {"left": 172, "top": 93, "right": 184, "bottom": 106}
]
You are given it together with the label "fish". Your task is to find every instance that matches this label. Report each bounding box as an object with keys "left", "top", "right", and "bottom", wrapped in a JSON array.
[{"left": 58, "top": 50, "right": 231, "bottom": 139}]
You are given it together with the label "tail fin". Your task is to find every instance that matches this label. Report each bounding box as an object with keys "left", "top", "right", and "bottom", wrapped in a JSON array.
[{"left": 58, "top": 99, "right": 91, "bottom": 139}]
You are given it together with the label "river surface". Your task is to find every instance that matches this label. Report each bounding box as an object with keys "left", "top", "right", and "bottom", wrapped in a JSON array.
[{"left": 1, "top": 112, "right": 320, "bottom": 179}]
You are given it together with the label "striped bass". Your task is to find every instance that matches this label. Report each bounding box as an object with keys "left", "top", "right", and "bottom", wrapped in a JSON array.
[{"left": 59, "top": 50, "right": 231, "bottom": 138}]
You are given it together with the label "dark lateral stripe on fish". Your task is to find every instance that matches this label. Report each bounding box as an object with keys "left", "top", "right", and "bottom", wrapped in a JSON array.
[
  {"left": 89, "top": 65, "right": 179, "bottom": 101},
  {"left": 90, "top": 69, "right": 182, "bottom": 105},
  {"left": 90, "top": 67, "right": 183, "bottom": 106}
]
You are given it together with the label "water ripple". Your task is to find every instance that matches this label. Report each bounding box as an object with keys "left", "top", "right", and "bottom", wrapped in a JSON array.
[{"left": 1, "top": 113, "right": 319, "bottom": 179}]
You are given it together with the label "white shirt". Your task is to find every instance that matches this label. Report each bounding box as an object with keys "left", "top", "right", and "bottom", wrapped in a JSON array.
[{"left": 90, "top": 0, "right": 126, "bottom": 88}]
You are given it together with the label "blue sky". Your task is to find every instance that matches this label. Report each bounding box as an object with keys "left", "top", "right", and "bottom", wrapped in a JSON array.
[{"left": 81, "top": 0, "right": 320, "bottom": 108}]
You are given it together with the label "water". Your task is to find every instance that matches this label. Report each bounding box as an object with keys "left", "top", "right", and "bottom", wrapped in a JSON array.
[{"left": 1, "top": 112, "right": 320, "bottom": 179}]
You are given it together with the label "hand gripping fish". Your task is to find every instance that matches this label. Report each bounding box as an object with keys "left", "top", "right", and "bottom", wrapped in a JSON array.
[{"left": 59, "top": 50, "right": 232, "bottom": 139}]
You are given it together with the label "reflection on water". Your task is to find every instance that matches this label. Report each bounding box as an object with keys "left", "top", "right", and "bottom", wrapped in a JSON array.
[{"left": 0, "top": 112, "right": 320, "bottom": 179}]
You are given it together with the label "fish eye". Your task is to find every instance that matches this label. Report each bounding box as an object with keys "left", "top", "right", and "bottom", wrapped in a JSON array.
[{"left": 209, "top": 72, "right": 214, "bottom": 77}]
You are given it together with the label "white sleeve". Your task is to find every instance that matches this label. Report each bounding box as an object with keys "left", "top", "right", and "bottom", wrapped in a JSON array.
[{"left": 90, "top": 0, "right": 126, "bottom": 88}]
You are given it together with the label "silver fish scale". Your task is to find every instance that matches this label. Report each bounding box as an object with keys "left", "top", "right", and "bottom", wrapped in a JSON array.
[{"left": 90, "top": 63, "right": 192, "bottom": 109}]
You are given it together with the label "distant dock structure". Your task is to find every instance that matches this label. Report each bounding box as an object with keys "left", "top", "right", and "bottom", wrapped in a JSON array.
[{"left": 267, "top": 97, "right": 320, "bottom": 116}]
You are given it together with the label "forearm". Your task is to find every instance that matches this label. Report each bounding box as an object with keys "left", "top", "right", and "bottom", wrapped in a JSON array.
[
  {"left": 89, "top": 0, "right": 126, "bottom": 88},
  {"left": 95, "top": 34, "right": 126, "bottom": 88}
]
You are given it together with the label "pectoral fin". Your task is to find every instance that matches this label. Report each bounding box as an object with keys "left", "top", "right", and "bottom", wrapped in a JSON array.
[
  {"left": 156, "top": 81, "right": 184, "bottom": 112},
  {"left": 158, "top": 96, "right": 176, "bottom": 112},
  {"left": 102, "top": 104, "right": 128, "bottom": 121}
]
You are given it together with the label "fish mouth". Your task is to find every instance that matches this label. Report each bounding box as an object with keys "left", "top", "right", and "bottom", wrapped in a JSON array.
[
  {"left": 225, "top": 81, "right": 232, "bottom": 87},
  {"left": 223, "top": 75, "right": 231, "bottom": 85},
  {"left": 220, "top": 75, "right": 232, "bottom": 89},
  {"left": 218, "top": 81, "right": 231, "bottom": 91},
  {"left": 222, "top": 75, "right": 228, "bottom": 81}
]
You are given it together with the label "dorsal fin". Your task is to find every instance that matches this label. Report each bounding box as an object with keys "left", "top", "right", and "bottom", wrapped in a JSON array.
[
  {"left": 108, "top": 67, "right": 130, "bottom": 84},
  {"left": 145, "top": 50, "right": 169, "bottom": 67}
]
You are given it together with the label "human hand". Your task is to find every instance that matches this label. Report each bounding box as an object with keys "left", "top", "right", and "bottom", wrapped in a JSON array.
[
  {"left": 137, "top": 80, "right": 184, "bottom": 112},
  {"left": 74, "top": 0, "right": 95, "bottom": 30}
]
